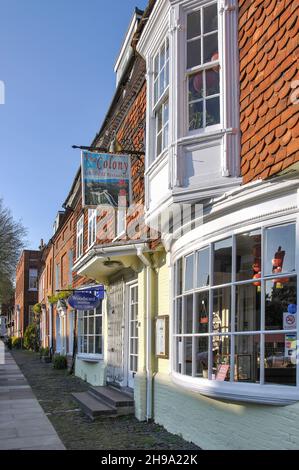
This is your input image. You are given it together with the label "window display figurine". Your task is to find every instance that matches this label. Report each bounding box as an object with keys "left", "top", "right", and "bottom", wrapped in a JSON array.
[{"left": 272, "top": 246, "right": 288, "bottom": 289}]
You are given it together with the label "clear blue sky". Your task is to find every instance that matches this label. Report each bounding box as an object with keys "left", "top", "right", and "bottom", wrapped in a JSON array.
[{"left": 0, "top": 0, "right": 147, "bottom": 249}]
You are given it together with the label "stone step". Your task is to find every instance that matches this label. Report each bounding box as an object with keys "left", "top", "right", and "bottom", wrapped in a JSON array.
[
  {"left": 89, "top": 386, "right": 134, "bottom": 408},
  {"left": 71, "top": 392, "right": 117, "bottom": 420}
]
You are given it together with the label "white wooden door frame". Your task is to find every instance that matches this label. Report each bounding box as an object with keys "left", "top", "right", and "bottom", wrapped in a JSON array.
[{"left": 124, "top": 280, "right": 139, "bottom": 390}]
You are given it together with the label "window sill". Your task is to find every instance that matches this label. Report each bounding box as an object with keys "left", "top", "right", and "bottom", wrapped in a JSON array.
[
  {"left": 145, "top": 148, "right": 169, "bottom": 175},
  {"left": 76, "top": 354, "right": 103, "bottom": 363},
  {"left": 171, "top": 372, "right": 299, "bottom": 406}
]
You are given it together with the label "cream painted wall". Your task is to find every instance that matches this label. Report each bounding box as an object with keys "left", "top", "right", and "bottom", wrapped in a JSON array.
[
  {"left": 154, "top": 252, "right": 171, "bottom": 375},
  {"left": 154, "top": 372, "right": 299, "bottom": 450},
  {"left": 75, "top": 358, "right": 106, "bottom": 386}
]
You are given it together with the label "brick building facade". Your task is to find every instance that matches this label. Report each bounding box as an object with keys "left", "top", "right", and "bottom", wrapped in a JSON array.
[
  {"left": 14, "top": 250, "right": 41, "bottom": 339},
  {"left": 26, "top": 0, "right": 299, "bottom": 450}
]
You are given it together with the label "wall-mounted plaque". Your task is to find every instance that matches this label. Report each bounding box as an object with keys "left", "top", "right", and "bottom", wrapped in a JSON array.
[{"left": 155, "top": 315, "right": 169, "bottom": 359}]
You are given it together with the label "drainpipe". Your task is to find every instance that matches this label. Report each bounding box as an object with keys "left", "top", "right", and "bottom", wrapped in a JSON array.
[{"left": 136, "top": 246, "right": 153, "bottom": 421}]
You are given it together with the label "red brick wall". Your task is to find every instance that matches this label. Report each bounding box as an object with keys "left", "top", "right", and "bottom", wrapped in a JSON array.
[
  {"left": 15, "top": 250, "right": 41, "bottom": 336},
  {"left": 239, "top": 0, "right": 299, "bottom": 184}
]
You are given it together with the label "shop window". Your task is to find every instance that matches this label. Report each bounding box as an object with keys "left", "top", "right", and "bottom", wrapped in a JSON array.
[
  {"left": 173, "top": 222, "right": 297, "bottom": 389},
  {"left": 78, "top": 305, "right": 103, "bottom": 357}
]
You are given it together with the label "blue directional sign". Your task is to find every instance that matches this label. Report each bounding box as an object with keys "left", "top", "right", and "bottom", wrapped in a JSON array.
[{"left": 68, "top": 286, "right": 104, "bottom": 310}]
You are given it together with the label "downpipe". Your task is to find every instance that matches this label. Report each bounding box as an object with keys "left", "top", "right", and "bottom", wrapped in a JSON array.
[{"left": 136, "top": 247, "right": 153, "bottom": 421}]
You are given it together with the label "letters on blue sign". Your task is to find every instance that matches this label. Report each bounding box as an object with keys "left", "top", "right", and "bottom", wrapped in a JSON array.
[{"left": 68, "top": 285, "right": 105, "bottom": 310}]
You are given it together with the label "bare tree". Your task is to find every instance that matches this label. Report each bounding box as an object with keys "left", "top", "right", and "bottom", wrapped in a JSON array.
[{"left": 0, "top": 199, "right": 27, "bottom": 303}]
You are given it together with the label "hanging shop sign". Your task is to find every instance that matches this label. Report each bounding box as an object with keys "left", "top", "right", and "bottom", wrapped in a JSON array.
[
  {"left": 68, "top": 286, "right": 105, "bottom": 310},
  {"left": 81, "top": 151, "right": 131, "bottom": 207}
]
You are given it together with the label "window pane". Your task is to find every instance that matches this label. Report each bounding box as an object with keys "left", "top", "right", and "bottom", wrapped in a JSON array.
[
  {"left": 265, "top": 224, "right": 296, "bottom": 276},
  {"left": 236, "top": 230, "right": 262, "bottom": 282},
  {"left": 213, "top": 238, "right": 232, "bottom": 285},
  {"left": 204, "top": 3, "right": 218, "bottom": 33},
  {"left": 95, "top": 336, "right": 102, "bottom": 355},
  {"left": 265, "top": 277, "right": 297, "bottom": 331},
  {"left": 156, "top": 132, "right": 162, "bottom": 156},
  {"left": 184, "top": 254, "right": 194, "bottom": 291},
  {"left": 206, "top": 96, "right": 220, "bottom": 126},
  {"left": 196, "top": 291, "right": 209, "bottom": 333},
  {"left": 163, "top": 100, "right": 169, "bottom": 123},
  {"left": 235, "top": 335, "right": 260, "bottom": 383},
  {"left": 95, "top": 316, "right": 102, "bottom": 335},
  {"left": 83, "top": 336, "right": 88, "bottom": 353},
  {"left": 212, "top": 335, "right": 230, "bottom": 380},
  {"left": 184, "top": 337, "right": 193, "bottom": 376},
  {"left": 157, "top": 106, "right": 162, "bottom": 132},
  {"left": 236, "top": 283, "right": 261, "bottom": 332},
  {"left": 187, "top": 10, "right": 201, "bottom": 40},
  {"left": 163, "top": 123, "right": 169, "bottom": 149},
  {"left": 203, "top": 32, "right": 218, "bottom": 63},
  {"left": 185, "top": 295, "right": 193, "bottom": 334},
  {"left": 189, "top": 72, "right": 203, "bottom": 101},
  {"left": 88, "top": 336, "right": 94, "bottom": 354},
  {"left": 176, "top": 298, "right": 182, "bottom": 334},
  {"left": 187, "top": 38, "right": 201, "bottom": 69},
  {"left": 195, "top": 336, "right": 209, "bottom": 377},
  {"left": 197, "top": 247, "right": 210, "bottom": 287},
  {"left": 265, "top": 333, "right": 296, "bottom": 386},
  {"left": 160, "top": 68, "right": 166, "bottom": 96},
  {"left": 206, "top": 67, "right": 220, "bottom": 96},
  {"left": 189, "top": 100, "right": 203, "bottom": 130},
  {"left": 88, "top": 316, "right": 94, "bottom": 335},
  {"left": 213, "top": 287, "right": 231, "bottom": 333},
  {"left": 176, "top": 259, "right": 183, "bottom": 295},
  {"left": 154, "top": 79, "right": 158, "bottom": 104},
  {"left": 176, "top": 338, "right": 183, "bottom": 373},
  {"left": 160, "top": 43, "right": 165, "bottom": 69}
]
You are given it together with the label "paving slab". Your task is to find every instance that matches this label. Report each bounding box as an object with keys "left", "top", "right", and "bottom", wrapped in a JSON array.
[{"left": 0, "top": 341, "right": 65, "bottom": 450}]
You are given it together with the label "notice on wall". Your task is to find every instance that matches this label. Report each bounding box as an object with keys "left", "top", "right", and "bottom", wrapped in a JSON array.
[
  {"left": 285, "top": 334, "right": 297, "bottom": 364},
  {"left": 155, "top": 316, "right": 169, "bottom": 358},
  {"left": 283, "top": 312, "right": 297, "bottom": 330}
]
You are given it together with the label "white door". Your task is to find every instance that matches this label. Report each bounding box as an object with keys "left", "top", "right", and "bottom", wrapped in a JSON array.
[
  {"left": 127, "top": 283, "right": 138, "bottom": 389},
  {"left": 56, "top": 315, "right": 61, "bottom": 353}
]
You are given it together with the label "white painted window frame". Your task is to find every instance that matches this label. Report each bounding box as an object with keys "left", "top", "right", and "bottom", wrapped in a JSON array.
[
  {"left": 76, "top": 215, "right": 84, "bottom": 260},
  {"left": 77, "top": 306, "right": 103, "bottom": 359},
  {"left": 87, "top": 209, "right": 97, "bottom": 249},
  {"left": 185, "top": 1, "right": 221, "bottom": 132},
  {"left": 172, "top": 217, "right": 299, "bottom": 405}
]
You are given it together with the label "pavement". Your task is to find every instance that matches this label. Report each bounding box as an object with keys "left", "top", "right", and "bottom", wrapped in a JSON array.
[{"left": 0, "top": 340, "right": 65, "bottom": 450}]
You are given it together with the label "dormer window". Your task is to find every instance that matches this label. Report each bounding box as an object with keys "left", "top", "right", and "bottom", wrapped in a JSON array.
[{"left": 187, "top": 2, "right": 220, "bottom": 131}]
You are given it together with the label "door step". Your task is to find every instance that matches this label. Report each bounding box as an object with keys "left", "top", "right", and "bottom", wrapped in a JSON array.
[
  {"left": 71, "top": 392, "right": 117, "bottom": 420},
  {"left": 72, "top": 386, "right": 134, "bottom": 420}
]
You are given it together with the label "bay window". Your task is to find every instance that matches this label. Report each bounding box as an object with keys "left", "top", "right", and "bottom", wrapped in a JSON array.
[
  {"left": 187, "top": 2, "right": 220, "bottom": 131},
  {"left": 153, "top": 37, "right": 169, "bottom": 159},
  {"left": 174, "top": 222, "right": 298, "bottom": 391},
  {"left": 78, "top": 305, "right": 103, "bottom": 357}
]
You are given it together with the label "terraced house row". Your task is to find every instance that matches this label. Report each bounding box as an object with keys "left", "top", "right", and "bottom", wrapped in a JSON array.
[{"left": 14, "top": 0, "right": 299, "bottom": 449}]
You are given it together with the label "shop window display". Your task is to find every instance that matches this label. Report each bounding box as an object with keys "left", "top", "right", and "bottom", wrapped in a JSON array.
[{"left": 173, "top": 222, "right": 297, "bottom": 387}]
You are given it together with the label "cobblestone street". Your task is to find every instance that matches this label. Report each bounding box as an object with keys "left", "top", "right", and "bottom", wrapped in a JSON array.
[{"left": 11, "top": 349, "right": 200, "bottom": 450}]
